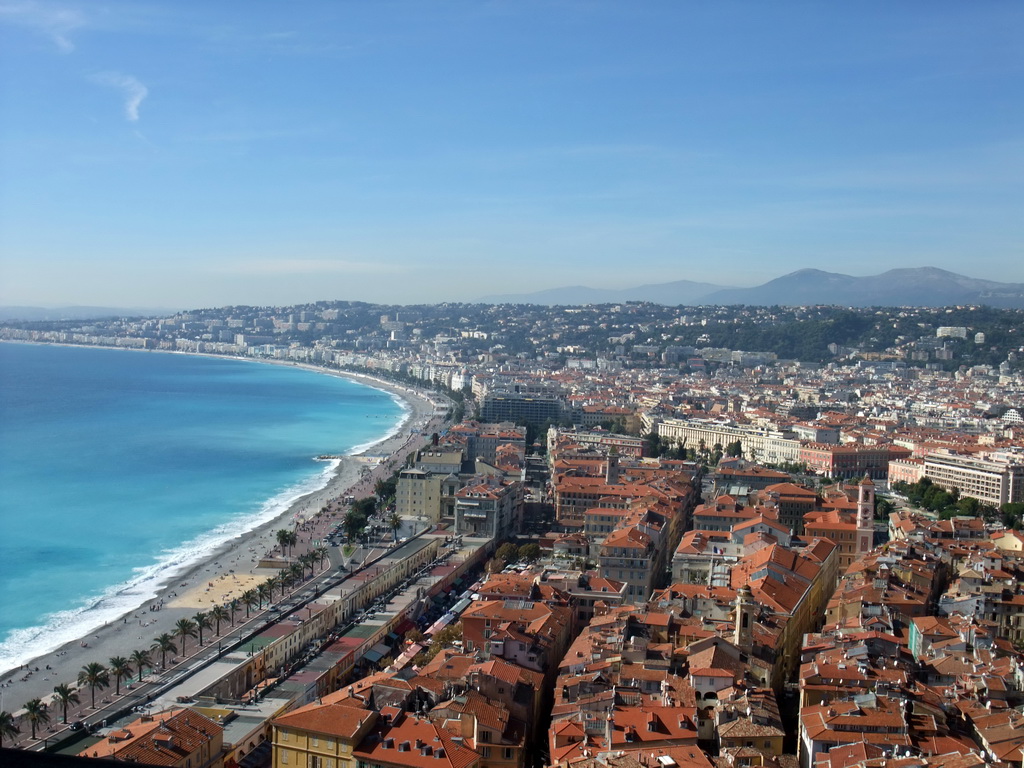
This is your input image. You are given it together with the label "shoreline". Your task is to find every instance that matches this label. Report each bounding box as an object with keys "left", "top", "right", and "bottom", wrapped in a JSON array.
[{"left": 0, "top": 343, "right": 449, "bottom": 723}]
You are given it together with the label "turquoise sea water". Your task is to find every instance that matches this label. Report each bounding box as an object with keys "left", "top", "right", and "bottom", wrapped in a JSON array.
[{"left": 0, "top": 343, "right": 405, "bottom": 673}]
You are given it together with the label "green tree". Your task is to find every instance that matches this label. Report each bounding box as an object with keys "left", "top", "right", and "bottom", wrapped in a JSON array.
[
  {"left": 518, "top": 543, "right": 542, "bottom": 563},
  {"left": 77, "top": 662, "right": 109, "bottom": 709},
  {"left": 344, "top": 509, "right": 368, "bottom": 541},
  {"left": 875, "top": 498, "right": 895, "bottom": 520},
  {"left": 432, "top": 621, "right": 462, "bottom": 647},
  {"left": 52, "top": 682, "right": 79, "bottom": 724},
  {"left": 276, "top": 528, "right": 294, "bottom": 556},
  {"left": 210, "top": 604, "right": 230, "bottom": 636},
  {"left": 256, "top": 582, "right": 272, "bottom": 609},
  {"left": 22, "top": 698, "right": 49, "bottom": 740},
  {"left": 174, "top": 617, "right": 198, "bottom": 657},
  {"left": 495, "top": 542, "right": 518, "bottom": 563},
  {"left": 313, "top": 546, "right": 329, "bottom": 570},
  {"left": 108, "top": 655, "right": 132, "bottom": 696},
  {"left": 1001, "top": 502, "right": 1024, "bottom": 529},
  {"left": 958, "top": 496, "right": 981, "bottom": 517},
  {"left": 377, "top": 475, "right": 398, "bottom": 500},
  {"left": 388, "top": 512, "right": 402, "bottom": 542},
  {"left": 129, "top": 649, "right": 151, "bottom": 683},
  {"left": 404, "top": 627, "right": 425, "bottom": 644},
  {"left": 711, "top": 451, "right": 723, "bottom": 466},
  {"left": 352, "top": 497, "right": 376, "bottom": 518},
  {"left": 242, "top": 588, "right": 259, "bottom": 616},
  {"left": 193, "top": 612, "right": 213, "bottom": 647},
  {"left": 725, "top": 440, "right": 743, "bottom": 458},
  {"left": 151, "top": 633, "right": 177, "bottom": 668},
  {"left": 274, "top": 573, "right": 289, "bottom": 598},
  {"left": 0, "top": 709, "right": 20, "bottom": 746},
  {"left": 264, "top": 577, "right": 280, "bottom": 603}
]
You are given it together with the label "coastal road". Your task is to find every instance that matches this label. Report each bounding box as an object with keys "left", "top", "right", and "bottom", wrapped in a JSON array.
[
  {"left": 7, "top": 391, "right": 451, "bottom": 752},
  {"left": 13, "top": 510, "right": 437, "bottom": 752}
]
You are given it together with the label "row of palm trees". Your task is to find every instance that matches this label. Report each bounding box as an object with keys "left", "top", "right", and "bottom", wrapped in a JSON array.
[{"left": 0, "top": 546, "right": 330, "bottom": 747}]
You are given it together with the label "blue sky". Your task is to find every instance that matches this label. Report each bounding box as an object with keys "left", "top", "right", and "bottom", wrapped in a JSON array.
[{"left": 1, "top": 1, "right": 1021, "bottom": 308}]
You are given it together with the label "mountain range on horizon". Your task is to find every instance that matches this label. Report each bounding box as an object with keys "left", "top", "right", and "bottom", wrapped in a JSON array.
[
  {"left": 3, "top": 268, "right": 1024, "bottom": 322},
  {"left": 480, "top": 267, "right": 1024, "bottom": 309}
]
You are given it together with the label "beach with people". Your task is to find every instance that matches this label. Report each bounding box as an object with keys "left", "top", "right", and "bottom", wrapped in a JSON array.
[{"left": 0, "top": 362, "right": 449, "bottom": 744}]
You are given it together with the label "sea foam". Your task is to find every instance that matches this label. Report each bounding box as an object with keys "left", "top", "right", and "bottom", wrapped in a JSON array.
[{"left": 0, "top": 458, "right": 343, "bottom": 676}]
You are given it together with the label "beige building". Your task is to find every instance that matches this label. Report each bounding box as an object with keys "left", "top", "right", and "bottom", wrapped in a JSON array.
[
  {"left": 272, "top": 697, "right": 378, "bottom": 768},
  {"left": 656, "top": 418, "right": 801, "bottom": 465}
]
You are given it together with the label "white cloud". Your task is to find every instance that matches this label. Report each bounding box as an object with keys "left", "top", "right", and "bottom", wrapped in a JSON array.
[
  {"left": 0, "top": 1, "right": 84, "bottom": 52},
  {"left": 92, "top": 72, "right": 148, "bottom": 122}
]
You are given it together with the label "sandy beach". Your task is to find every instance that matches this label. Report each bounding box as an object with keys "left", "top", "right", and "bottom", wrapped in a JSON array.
[{"left": 0, "top": 363, "right": 449, "bottom": 740}]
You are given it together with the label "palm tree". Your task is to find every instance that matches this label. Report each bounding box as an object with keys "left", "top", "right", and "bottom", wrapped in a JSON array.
[
  {"left": 286, "top": 530, "right": 298, "bottom": 555},
  {"left": 210, "top": 604, "right": 230, "bottom": 636},
  {"left": 302, "top": 552, "right": 318, "bottom": 577},
  {"left": 388, "top": 512, "right": 402, "bottom": 542},
  {"left": 130, "top": 649, "right": 152, "bottom": 683},
  {"left": 0, "top": 710, "right": 20, "bottom": 746},
  {"left": 276, "top": 528, "right": 291, "bottom": 556},
  {"left": 52, "top": 683, "right": 79, "bottom": 724},
  {"left": 228, "top": 599, "right": 239, "bottom": 626},
  {"left": 314, "top": 546, "right": 329, "bottom": 570},
  {"left": 256, "top": 582, "right": 272, "bottom": 609},
  {"left": 290, "top": 560, "right": 306, "bottom": 583},
  {"left": 108, "top": 656, "right": 132, "bottom": 696},
  {"left": 193, "top": 612, "right": 213, "bottom": 646},
  {"left": 264, "top": 577, "right": 279, "bottom": 603},
  {"left": 174, "top": 617, "right": 198, "bottom": 656},
  {"left": 22, "top": 699, "right": 49, "bottom": 740},
  {"left": 77, "top": 662, "right": 109, "bottom": 709},
  {"left": 279, "top": 570, "right": 295, "bottom": 596},
  {"left": 344, "top": 510, "right": 365, "bottom": 542},
  {"left": 242, "top": 589, "right": 259, "bottom": 616},
  {"left": 152, "top": 633, "right": 177, "bottom": 668}
]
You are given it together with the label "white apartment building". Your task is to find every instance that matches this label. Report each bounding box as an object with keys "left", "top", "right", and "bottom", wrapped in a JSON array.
[{"left": 922, "top": 450, "right": 1024, "bottom": 507}]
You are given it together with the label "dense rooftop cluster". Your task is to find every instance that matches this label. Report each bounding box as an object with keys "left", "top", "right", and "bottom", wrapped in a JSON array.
[{"left": 3, "top": 299, "right": 1024, "bottom": 768}]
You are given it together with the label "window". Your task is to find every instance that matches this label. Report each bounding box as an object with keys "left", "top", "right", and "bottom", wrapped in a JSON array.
[
  {"left": 481, "top": 747, "right": 492, "bottom": 758},
  {"left": 282, "top": 731, "right": 290, "bottom": 742},
  {"left": 504, "top": 748, "right": 514, "bottom": 759},
  {"left": 282, "top": 750, "right": 289, "bottom": 765}
]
